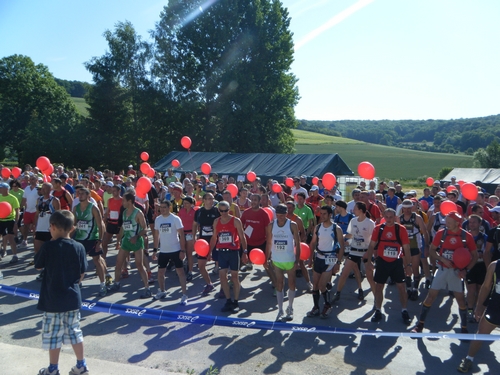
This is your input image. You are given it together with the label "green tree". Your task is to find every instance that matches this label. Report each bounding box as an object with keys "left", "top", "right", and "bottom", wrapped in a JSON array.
[
  {"left": 152, "top": 0, "right": 299, "bottom": 153},
  {"left": 473, "top": 139, "right": 500, "bottom": 168},
  {"left": 0, "top": 55, "right": 81, "bottom": 165}
]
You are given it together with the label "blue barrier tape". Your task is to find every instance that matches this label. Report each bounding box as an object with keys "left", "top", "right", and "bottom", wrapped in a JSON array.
[{"left": 1, "top": 284, "right": 499, "bottom": 341}]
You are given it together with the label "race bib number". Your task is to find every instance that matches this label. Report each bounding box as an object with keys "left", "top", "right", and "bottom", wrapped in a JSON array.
[
  {"left": 274, "top": 240, "right": 287, "bottom": 252},
  {"left": 202, "top": 226, "right": 213, "bottom": 236},
  {"left": 123, "top": 220, "right": 133, "bottom": 231},
  {"left": 325, "top": 255, "right": 338, "bottom": 265},
  {"left": 77, "top": 221, "right": 89, "bottom": 231},
  {"left": 219, "top": 232, "right": 232, "bottom": 244},
  {"left": 160, "top": 224, "right": 171, "bottom": 234},
  {"left": 185, "top": 233, "right": 193, "bottom": 241},
  {"left": 353, "top": 237, "right": 364, "bottom": 247},
  {"left": 442, "top": 250, "right": 454, "bottom": 261},
  {"left": 383, "top": 246, "right": 398, "bottom": 258},
  {"left": 110, "top": 211, "right": 119, "bottom": 220}
]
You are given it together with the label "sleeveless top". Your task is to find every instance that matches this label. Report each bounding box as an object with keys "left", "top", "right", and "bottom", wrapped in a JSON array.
[
  {"left": 74, "top": 203, "right": 98, "bottom": 241},
  {"left": 122, "top": 207, "right": 142, "bottom": 242},
  {"left": 271, "top": 218, "right": 295, "bottom": 263},
  {"left": 53, "top": 188, "right": 70, "bottom": 210},
  {"left": 215, "top": 216, "right": 240, "bottom": 250},
  {"left": 36, "top": 196, "right": 55, "bottom": 232}
]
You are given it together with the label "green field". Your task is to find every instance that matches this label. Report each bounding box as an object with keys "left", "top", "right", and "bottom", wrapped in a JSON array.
[
  {"left": 292, "top": 129, "right": 473, "bottom": 180},
  {"left": 72, "top": 97, "right": 89, "bottom": 117}
]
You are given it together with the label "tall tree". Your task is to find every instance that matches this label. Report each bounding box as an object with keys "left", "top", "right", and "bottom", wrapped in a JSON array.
[
  {"left": 0, "top": 55, "right": 81, "bottom": 165},
  {"left": 473, "top": 139, "right": 500, "bottom": 168}
]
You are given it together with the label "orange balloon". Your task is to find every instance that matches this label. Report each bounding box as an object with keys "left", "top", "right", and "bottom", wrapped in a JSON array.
[
  {"left": 461, "top": 183, "right": 478, "bottom": 200},
  {"left": 201, "top": 162, "right": 211, "bottom": 175},
  {"left": 299, "top": 242, "right": 310, "bottom": 260},
  {"left": 440, "top": 201, "right": 457, "bottom": 216},
  {"left": 246, "top": 171, "right": 256, "bottom": 182},
  {"left": 226, "top": 183, "right": 238, "bottom": 198},
  {"left": 249, "top": 248, "right": 266, "bottom": 265},
  {"left": 140, "top": 152, "right": 149, "bottom": 161},
  {"left": 322, "top": 173, "right": 337, "bottom": 190},
  {"left": 181, "top": 136, "right": 192, "bottom": 149},
  {"left": 172, "top": 159, "right": 180, "bottom": 168},
  {"left": 358, "top": 161, "right": 375, "bottom": 180}
]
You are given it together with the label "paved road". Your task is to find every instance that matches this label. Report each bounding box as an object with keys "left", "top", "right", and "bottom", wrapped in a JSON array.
[{"left": 1, "top": 242, "right": 499, "bottom": 375}]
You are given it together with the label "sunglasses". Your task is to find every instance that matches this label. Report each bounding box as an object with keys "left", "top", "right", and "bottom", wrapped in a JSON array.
[{"left": 219, "top": 209, "right": 229, "bottom": 213}]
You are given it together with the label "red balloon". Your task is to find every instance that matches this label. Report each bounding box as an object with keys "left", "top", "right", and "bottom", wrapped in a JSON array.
[
  {"left": 299, "top": 242, "right": 311, "bottom": 261},
  {"left": 457, "top": 180, "right": 465, "bottom": 187},
  {"left": 137, "top": 191, "right": 147, "bottom": 199},
  {"left": 446, "top": 185, "right": 457, "bottom": 193},
  {"left": 12, "top": 167, "right": 22, "bottom": 179},
  {"left": 46, "top": 175, "right": 51, "bottom": 182},
  {"left": 312, "top": 176, "right": 319, "bottom": 185},
  {"left": 263, "top": 207, "right": 273, "bottom": 222},
  {"left": 201, "top": 162, "right": 211, "bottom": 175},
  {"left": 453, "top": 247, "right": 472, "bottom": 269},
  {"left": 181, "top": 136, "right": 192, "bottom": 150},
  {"left": 140, "top": 162, "right": 151, "bottom": 175},
  {"left": 136, "top": 176, "right": 152, "bottom": 194},
  {"left": 461, "top": 183, "right": 478, "bottom": 201},
  {"left": 147, "top": 168, "right": 155, "bottom": 178},
  {"left": 285, "top": 177, "right": 294, "bottom": 188},
  {"left": 272, "top": 183, "right": 282, "bottom": 194},
  {"left": 358, "top": 161, "right": 375, "bottom": 180},
  {"left": 36, "top": 156, "right": 50, "bottom": 171},
  {"left": 194, "top": 239, "right": 210, "bottom": 257},
  {"left": 0, "top": 201, "right": 12, "bottom": 219},
  {"left": 172, "top": 159, "right": 180, "bottom": 168},
  {"left": 140, "top": 152, "right": 149, "bottom": 161},
  {"left": 322, "top": 173, "right": 337, "bottom": 190},
  {"left": 249, "top": 248, "right": 266, "bottom": 265},
  {"left": 440, "top": 201, "right": 457, "bottom": 216},
  {"left": 43, "top": 164, "right": 54, "bottom": 176},
  {"left": 1, "top": 168, "right": 11, "bottom": 179},
  {"left": 226, "top": 183, "right": 238, "bottom": 198},
  {"left": 246, "top": 171, "right": 256, "bottom": 182},
  {"left": 426, "top": 177, "right": 434, "bottom": 187},
  {"left": 419, "top": 200, "right": 429, "bottom": 212}
]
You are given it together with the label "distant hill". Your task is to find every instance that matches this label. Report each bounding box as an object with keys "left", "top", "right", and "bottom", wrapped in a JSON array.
[
  {"left": 298, "top": 114, "right": 500, "bottom": 154},
  {"left": 292, "top": 129, "right": 473, "bottom": 180},
  {"left": 55, "top": 78, "right": 90, "bottom": 98}
]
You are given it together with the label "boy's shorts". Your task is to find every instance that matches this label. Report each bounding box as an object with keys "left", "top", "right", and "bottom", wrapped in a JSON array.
[{"left": 42, "top": 310, "right": 83, "bottom": 350}]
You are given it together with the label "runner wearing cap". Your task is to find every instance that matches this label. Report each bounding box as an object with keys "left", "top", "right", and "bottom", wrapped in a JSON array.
[
  {"left": 306, "top": 185, "right": 324, "bottom": 222},
  {"left": 399, "top": 199, "right": 429, "bottom": 301},
  {"left": 59, "top": 173, "right": 75, "bottom": 196},
  {"left": 412, "top": 211, "right": 478, "bottom": 333},
  {"left": 170, "top": 184, "right": 184, "bottom": 214},
  {"left": 266, "top": 204, "right": 301, "bottom": 322}
]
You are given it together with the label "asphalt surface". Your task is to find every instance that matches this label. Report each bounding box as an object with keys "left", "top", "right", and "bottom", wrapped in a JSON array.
[{"left": 1, "top": 239, "right": 500, "bottom": 375}]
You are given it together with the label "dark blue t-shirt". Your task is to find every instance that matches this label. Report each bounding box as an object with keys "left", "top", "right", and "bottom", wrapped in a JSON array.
[{"left": 35, "top": 238, "right": 87, "bottom": 312}]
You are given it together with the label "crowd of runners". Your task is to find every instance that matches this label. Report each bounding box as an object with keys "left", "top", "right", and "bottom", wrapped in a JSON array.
[{"left": 1, "top": 163, "right": 499, "bottom": 373}]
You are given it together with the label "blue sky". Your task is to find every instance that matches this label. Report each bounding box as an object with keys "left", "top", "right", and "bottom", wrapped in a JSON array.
[{"left": 1, "top": 0, "right": 499, "bottom": 121}]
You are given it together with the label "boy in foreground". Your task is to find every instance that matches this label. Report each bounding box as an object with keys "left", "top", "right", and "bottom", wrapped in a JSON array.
[{"left": 35, "top": 210, "right": 89, "bottom": 375}]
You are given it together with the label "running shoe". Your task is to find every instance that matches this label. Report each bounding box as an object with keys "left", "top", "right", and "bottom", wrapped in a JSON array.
[
  {"left": 201, "top": 284, "right": 214, "bottom": 296},
  {"left": 147, "top": 272, "right": 155, "bottom": 284},
  {"left": 457, "top": 358, "right": 473, "bottom": 373},
  {"left": 320, "top": 304, "right": 332, "bottom": 319},
  {"left": 306, "top": 306, "right": 320, "bottom": 317},
  {"left": 186, "top": 271, "right": 193, "bottom": 282},
  {"left": 411, "top": 322, "right": 424, "bottom": 333},
  {"left": 153, "top": 289, "right": 167, "bottom": 300},
  {"left": 20, "top": 240, "right": 28, "bottom": 248},
  {"left": 9, "top": 255, "right": 18, "bottom": 264},
  {"left": 29, "top": 260, "right": 35, "bottom": 266},
  {"left": 221, "top": 300, "right": 234, "bottom": 312},
  {"left": 98, "top": 284, "right": 107, "bottom": 297},
  {"left": 105, "top": 275, "right": 113, "bottom": 286},
  {"left": 38, "top": 368, "right": 60, "bottom": 375},
  {"left": 333, "top": 292, "right": 341, "bottom": 302},
  {"left": 285, "top": 306, "right": 294, "bottom": 321},
  {"left": 240, "top": 264, "right": 248, "bottom": 272},
  {"left": 358, "top": 289, "right": 364, "bottom": 301},
  {"left": 371, "top": 310, "right": 383, "bottom": 322},
  {"left": 402, "top": 310, "right": 411, "bottom": 325},
  {"left": 107, "top": 283, "right": 121, "bottom": 292},
  {"left": 232, "top": 301, "right": 240, "bottom": 312},
  {"left": 180, "top": 294, "right": 188, "bottom": 305},
  {"left": 245, "top": 263, "right": 253, "bottom": 271},
  {"left": 69, "top": 365, "right": 90, "bottom": 374},
  {"left": 140, "top": 288, "right": 152, "bottom": 299},
  {"left": 275, "top": 310, "right": 284, "bottom": 322}
]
